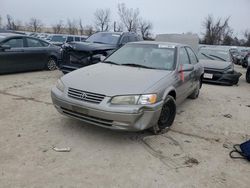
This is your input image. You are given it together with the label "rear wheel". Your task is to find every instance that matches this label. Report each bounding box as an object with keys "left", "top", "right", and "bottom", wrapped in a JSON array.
[
  {"left": 246, "top": 69, "right": 250, "bottom": 83},
  {"left": 46, "top": 57, "right": 57, "bottom": 71},
  {"left": 152, "top": 96, "right": 176, "bottom": 134}
]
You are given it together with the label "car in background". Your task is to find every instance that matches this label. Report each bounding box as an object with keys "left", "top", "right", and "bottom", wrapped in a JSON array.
[
  {"left": 198, "top": 47, "right": 242, "bottom": 86},
  {"left": 50, "top": 34, "right": 88, "bottom": 46},
  {"left": 51, "top": 41, "right": 204, "bottom": 133},
  {"left": 59, "top": 31, "right": 142, "bottom": 74},
  {"left": 0, "top": 33, "right": 61, "bottom": 74},
  {"left": 246, "top": 57, "right": 250, "bottom": 83}
]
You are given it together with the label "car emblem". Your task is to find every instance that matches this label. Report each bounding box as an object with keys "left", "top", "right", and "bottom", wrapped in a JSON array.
[{"left": 80, "top": 92, "right": 87, "bottom": 99}]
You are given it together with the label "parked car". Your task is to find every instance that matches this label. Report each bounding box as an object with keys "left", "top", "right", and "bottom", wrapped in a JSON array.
[
  {"left": 246, "top": 57, "right": 250, "bottom": 83},
  {"left": 198, "top": 47, "right": 242, "bottom": 85},
  {"left": 50, "top": 34, "right": 88, "bottom": 46},
  {"left": 51, "top": 41, "right": 204, "bottom": 134},
  {"left": 242, "top": 51, "right": 250, "bottom": 68},
  {"left": 0, "top": 33, "right": 61, "bottom": 74},
  {"left": 59, "top": 31, "right": 143, "bottom": 74}
]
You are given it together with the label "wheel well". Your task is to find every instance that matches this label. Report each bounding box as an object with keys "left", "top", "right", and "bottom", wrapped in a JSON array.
[
  {"left": 49, "top": 55, "right": 57, "bottom": 61},
  {"left": 168, "top": 90, "right": 176, "bottom": 100}
]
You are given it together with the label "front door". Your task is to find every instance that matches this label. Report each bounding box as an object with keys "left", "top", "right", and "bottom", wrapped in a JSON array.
[
  {"left": 175, "top": 47, "right": 194, "bottom": 101},
  {"left": 0, "top": 37, "right": 26, "bottom": 74}
]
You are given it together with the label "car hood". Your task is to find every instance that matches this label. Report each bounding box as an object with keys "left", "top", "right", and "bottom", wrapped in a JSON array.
[
  {"left": 62, "top": 63, "right": 171, "bottom": 96},
  {"left": 63, "top": 42, "right": 116, "bottom": 52},
  {"left": 200, "top": 59, "right": 232, "bottom": 70}
]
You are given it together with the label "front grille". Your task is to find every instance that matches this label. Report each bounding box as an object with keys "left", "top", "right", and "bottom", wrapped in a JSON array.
[
  {"left": 68, "top": 88, "right": 105, "bottom": 104},
  {"left": 61, "top": 107, "right": 113, "bottom": 127}
]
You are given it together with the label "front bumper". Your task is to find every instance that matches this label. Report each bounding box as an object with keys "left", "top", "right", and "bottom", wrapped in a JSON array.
[
  {"left": 203, "top": 70, "right": 242, "bottom": 86},
  {"left": 51, "top": 87, "right": 163, "bottom": 131}
]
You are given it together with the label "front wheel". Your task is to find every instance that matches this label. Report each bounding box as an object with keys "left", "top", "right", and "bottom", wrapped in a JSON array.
[
  {"left": 46, "top": 57, "right": 57, "bottom": 71},
  {"left": 152, "top": 96, "right": 176, "bottom": 134}
]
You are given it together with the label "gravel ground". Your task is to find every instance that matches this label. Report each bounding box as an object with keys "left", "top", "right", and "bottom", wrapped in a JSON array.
[{"left": 0, "top": 66, "right": 249, "bottom": 188}]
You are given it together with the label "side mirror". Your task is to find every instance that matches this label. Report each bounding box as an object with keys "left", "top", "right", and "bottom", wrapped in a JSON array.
[
  {"left": 0, "top": 44, "right": 11, "bottom": 51},
  {"left": 178, "top": 64, "right": 194, "bottom": 72}
]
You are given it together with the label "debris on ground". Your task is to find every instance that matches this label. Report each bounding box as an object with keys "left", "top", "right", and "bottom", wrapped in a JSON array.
[
  {"left": 184, "top": 157, "right": 199, "bottom": 167},
  {"left": 223, "top": 114, "right": 232, "bottom": 118},
  {"left": 17, "top": 134, "right": 21, "bottom": 137},
  {"left": 52, "top": 147, "right": 71, "bottom": 152}
]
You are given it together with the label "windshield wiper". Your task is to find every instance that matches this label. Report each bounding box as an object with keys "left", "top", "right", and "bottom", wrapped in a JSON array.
[
  {"left": 201, "top": 53, "right": 215, "bottom": 60},
  {"left": 121, "top": 63, "right": 156, "bottom": 69},
  {"left": 208, "top": 54, "right": 227, "bottom": 61},
  {"left": 103, "top": 61, "right": 120, "bottom": 65}
]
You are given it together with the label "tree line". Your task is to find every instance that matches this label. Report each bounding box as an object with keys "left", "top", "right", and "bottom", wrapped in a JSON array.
[
  {"left": 201, "top": 15, "right": 250, "bottom": 46},
  {"left": 0, "top": 5, "right": 249, "bottom": 46},
  {"left": 0, "top": 3, "right": 153, "bottom": 40}
]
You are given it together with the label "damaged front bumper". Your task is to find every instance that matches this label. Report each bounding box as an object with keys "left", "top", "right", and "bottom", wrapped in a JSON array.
[{"left": 203, "top": 70, "right": 242, "bottom": 86}]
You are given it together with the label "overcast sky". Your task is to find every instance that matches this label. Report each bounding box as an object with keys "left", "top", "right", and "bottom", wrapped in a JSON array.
[{"left": 1, "top": 0, "right": 250, "bottom": 37}]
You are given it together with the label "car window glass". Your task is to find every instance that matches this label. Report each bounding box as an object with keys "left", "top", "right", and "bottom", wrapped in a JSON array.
[
  {"left": 67, "top": 36, "right": 74, "bottom": 42},
  {"left": 105, "top": 44, "right": 175, "bottom": 70},
  {"left": 4, "top": 38, "right": 23, "bottom": 48},
  {"left": 27, "top": 38, "right": 43, "bottom": 47},
  {"left": 75, "top": 37, "right": 80, "bottom": 41},
  {"left": 121, "top": 36, "right": 129, "bottom": 44},
  {"left": 179, "top": 47, "right": 190, "bottom": 65},
  {"left": 186, "top": 47, "right": 198, "bottom": 64},
  {"left": 40, "top": 40, "right": 49, "bottom": 47},
  {"left": 128, "top": 36, "right": 136, "bottom": 42}
]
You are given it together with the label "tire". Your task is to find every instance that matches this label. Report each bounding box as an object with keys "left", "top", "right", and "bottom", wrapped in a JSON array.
[
  {"left": 189, "top": 79, "right": 200, "bottom": 99},
  {"left": 242, "top": 62, "right": 248, "bottom": 68},
  {"left": 246, "top": 69, "right": 250, "bottom": 83},
  {"left": 152, "top": 96, "right": 176, "bottom": 134},
  {"left": 46, "top": 57, "right": 57, "bottom": 71}
]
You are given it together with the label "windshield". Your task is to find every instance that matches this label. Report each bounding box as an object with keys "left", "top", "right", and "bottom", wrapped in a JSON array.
[
  {"left": 51, "top": 35, "right": 67, "bottom": 43},
  {"left": 86, "top": 32, "right": 121, "bottom": 45},
  {"left": 104, "top": 44, "right": 176, "bottom": 70},
  {"left": 198, "top": 48, "right": 231, "bottom": 62}
]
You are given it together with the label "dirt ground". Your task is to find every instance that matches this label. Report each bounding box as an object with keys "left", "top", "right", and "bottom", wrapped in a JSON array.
[{"left": 0, "top": 66, "right": 249, "bottom": 188}]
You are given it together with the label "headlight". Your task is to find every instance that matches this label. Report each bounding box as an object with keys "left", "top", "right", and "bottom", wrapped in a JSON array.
[
  {"left": 225, "top": 64, "right": 234, "bottom": 73},
  {"left": 111, "top": 95, "right": 139, "bottom": 105},
  {"left": 111, "top": 94, "right": 157, "bottom": 105},
  {"left": 56, "top": 79, "right": 65, "bottom": 92}
]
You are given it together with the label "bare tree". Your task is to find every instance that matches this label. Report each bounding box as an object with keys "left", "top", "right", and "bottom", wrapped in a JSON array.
[
  {"left": 52, "top": 21, "right": 64, "bottom": 34},
  {"left": 6, "top": 14, "right": 22, "bottom": 30},
  {"left": 139, "top": 19, "right": 153, "bottom": 39},
  {"left": 113, "top": 21, "right": 123, "bottom": 32},
  {"left": 79, "top": 19, "right": 84, "bottom": 35},
  {"left": 85, "top": 25, "right": 94, "bottom": 36},
  {"left": 67, "top": 19, "right": 78, "bottom": 35},
  {"left": 201, "top": 15, "right": 232, "bottom": 45},
  {"left": 94, "top": 8, "right": 111, "bottom": 31},
  {"left": 28, "top": 18, "right": 43, "bottom": 32},
  {"left": 244, "top": 30, "right": 250, "bottom": 46},
  {"left": 117, "top": 3, "right": 140, "bottom": 32}
]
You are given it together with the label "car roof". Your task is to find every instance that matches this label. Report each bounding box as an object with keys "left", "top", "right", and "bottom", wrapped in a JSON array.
[
  {"left": 0, "top": 33, "right": 23, "bottom": 37},
  {"left": 128, "top": 41, "right": 184, "bottom": 47}
]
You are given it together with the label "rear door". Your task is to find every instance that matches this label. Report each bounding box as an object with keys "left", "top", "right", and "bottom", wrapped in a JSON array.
[
  {"left": 0, "top": 37, "right": 27, "bottom": 73},
  {"left": 24, "top": 37, "right": 48, "bottom": 70}
]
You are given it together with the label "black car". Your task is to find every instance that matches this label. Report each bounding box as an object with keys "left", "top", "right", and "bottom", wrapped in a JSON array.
[
  {"left": 59, "top": 32, "right": 142, "bottom": 74},
  {"left": 0, "top": 33, "right": 61, "bottom": 74},
  {"left": 198, "top": 47, "right": 242, "bottom": 86}
]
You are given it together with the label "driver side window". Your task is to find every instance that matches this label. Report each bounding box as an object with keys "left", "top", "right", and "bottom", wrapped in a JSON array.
[
  {"left": 179, "top": 47, "right": 190, "bottom": 65},
  {"left": 4, "top": 38, "right": 23, "bottom": 48}
]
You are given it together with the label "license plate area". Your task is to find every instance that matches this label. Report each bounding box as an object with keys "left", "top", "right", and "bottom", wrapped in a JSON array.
[
  {"left": 71, "top": 105, "right": 89, "bottom": 115},
  {"left": 204, "top": 73, "right": 213, "bottom": 79}
]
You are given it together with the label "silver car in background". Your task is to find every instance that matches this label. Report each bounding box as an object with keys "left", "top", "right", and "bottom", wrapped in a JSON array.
[{"left": 51, "top": 41, "right": 204, "bottom": 134}]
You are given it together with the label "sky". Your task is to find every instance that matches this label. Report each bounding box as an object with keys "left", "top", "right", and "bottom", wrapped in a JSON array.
[{"left": 1, "top": 0, "right": 250, "bottom": 37}]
